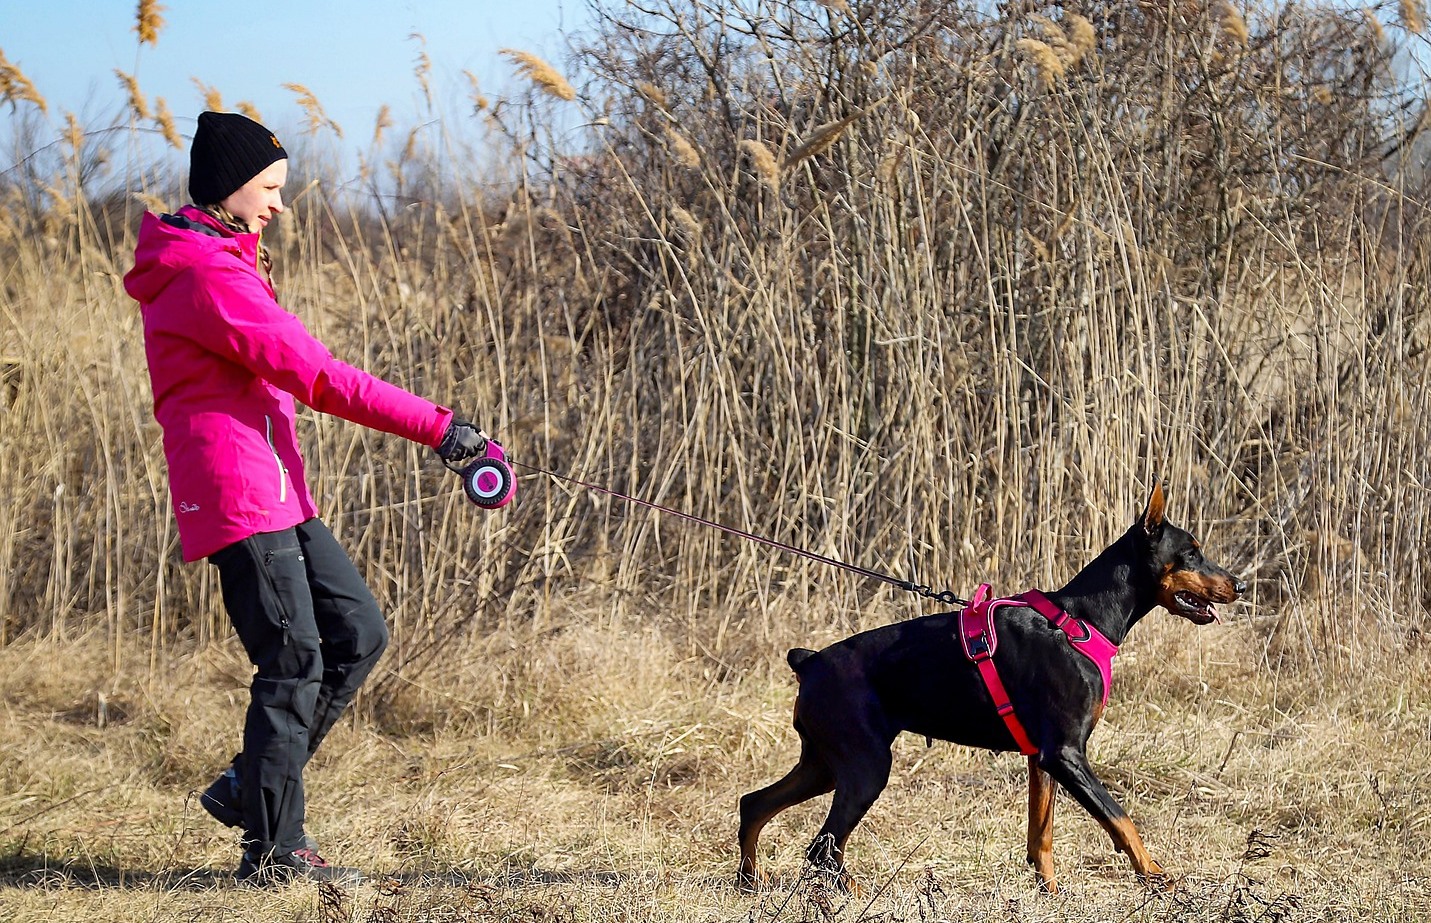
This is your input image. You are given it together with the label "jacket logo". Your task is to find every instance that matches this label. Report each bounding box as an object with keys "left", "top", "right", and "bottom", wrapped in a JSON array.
[{"left": 179, "top": 501, "right": 201, "bottom": 513}]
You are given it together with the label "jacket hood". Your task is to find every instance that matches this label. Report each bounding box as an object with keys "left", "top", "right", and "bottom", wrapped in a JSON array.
[{"left": 124, "top": 205, "right": 249, "bottom": 304}]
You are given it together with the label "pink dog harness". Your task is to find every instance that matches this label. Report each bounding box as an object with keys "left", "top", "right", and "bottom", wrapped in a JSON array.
[{"left": 958, "top": 585, "right": 1119, "bottom": 756}]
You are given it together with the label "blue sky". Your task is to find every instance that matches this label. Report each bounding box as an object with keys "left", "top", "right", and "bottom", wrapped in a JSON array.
[{"left": 3, "top": 1, "right": 589, "bottom": 162}]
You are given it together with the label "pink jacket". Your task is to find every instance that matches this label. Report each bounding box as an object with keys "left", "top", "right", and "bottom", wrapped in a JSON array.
[{"left": 124, "top": 205, "right": 453, "bottom": 561}]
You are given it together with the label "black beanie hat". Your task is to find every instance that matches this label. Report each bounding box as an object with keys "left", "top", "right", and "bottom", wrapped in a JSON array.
[{"left": 188, "top": 111, "right": 288, "bottom": 205}]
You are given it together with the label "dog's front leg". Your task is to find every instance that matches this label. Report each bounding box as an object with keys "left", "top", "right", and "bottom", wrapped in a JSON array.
[
  {"left": 1025, "top": 756, "right": 1058, "bottom": 892},
  {"left": 1040, "top": 747, "right": 1169, "bottom": 889}
]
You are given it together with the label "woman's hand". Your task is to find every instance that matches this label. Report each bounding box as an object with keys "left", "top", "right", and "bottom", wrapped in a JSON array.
[{"left": 437, "top": 420, "right": 488, "bottom": 462}]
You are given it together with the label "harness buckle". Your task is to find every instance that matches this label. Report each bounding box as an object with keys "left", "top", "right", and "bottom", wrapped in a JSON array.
[{"left": 966, "top": 634, "right": 992, "bottom": 660}]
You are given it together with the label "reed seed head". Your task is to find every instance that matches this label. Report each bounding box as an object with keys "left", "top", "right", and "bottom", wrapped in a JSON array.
[
  {"left": 1016, "top": 39, "right": 1067, "bottom": 89},
  {"left": 284, "top": 82, "right": 344, "bottom": 139},
  {"left": 0, "top": 50, "right": 48, "bottom": 113},
  {"left": 1218, "top": 1, "right": 1250, "bottom": 48},
  {"left": 500, "top": 49, "right": 576, "bottom": 102},
  {"left": 373, "top": 105, "right": 393, "bottom": 147},
  {"left": 1399, "top": 0, "right": 1426, "bottom": 33},
  {"left": 669, "top": 205, "right": 702, "bottom": 241},
  {"left": 738, "top": 139, "right": 781, "bottom": 190},
  {"left": 115, "top": 70, "right": 150, "bottom": 120},
  {"left": 135, "top": 0, "right": 165, "bottom": 46},
  {"left": 192, "top": 78, "right": 223, "bottom": 112},
  {"left": 783, "top": 98, "right": 885, "bottom": 169},
  {"left": 463, "top": 71, "right": 489, "bottom": 113},
  {"left": 1065, "top": 13, "right": 1098, "bottom": 64},
  {"left": 637, "top": 82, "right": 670, "bottom": 110},
  {"left": 664, "top": 126, "right": 701, "bottom": 168},
  {"left": 154, "top": 96, "right": 181, "bottom": 150}
]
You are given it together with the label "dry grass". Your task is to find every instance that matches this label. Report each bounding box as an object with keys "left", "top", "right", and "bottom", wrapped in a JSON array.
[
  {"left": 3, "top": 0, "right": 1431, "bottom": 918},
  {"left": 2, "top": 609, "right": 1430, "bottom": 921}
]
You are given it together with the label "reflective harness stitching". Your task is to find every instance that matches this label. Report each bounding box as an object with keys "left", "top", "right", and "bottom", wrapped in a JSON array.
[{"left": 957, "top": 584, "right": 1120, "bottom": 757}]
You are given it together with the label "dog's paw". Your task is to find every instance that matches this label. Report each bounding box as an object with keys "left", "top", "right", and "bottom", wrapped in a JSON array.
[
  {"left": 837, "top": 871, "right": 865, "bottom": 899},
  {"left": 736, "top": 868, "right": 768, "bottom": 893}
]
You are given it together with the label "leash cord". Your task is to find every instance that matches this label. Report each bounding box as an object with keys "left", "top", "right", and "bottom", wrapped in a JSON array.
[{"left": 511, "top": 461, "right": 968, "bottom": 607}]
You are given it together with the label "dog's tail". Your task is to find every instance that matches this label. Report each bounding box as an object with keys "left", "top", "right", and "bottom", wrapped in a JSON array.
[{"left": 786, "top": 647, "right": 817, "bottom": 673}]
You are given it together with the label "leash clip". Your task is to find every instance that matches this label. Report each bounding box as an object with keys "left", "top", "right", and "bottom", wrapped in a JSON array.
[{"left": 913, "top": 584, "right": 968, "bottom": 607}]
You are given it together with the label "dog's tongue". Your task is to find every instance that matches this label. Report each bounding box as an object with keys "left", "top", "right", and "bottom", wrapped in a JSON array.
[{"left": 1208, "top": 604, "right": 1221, "bottom": 624}]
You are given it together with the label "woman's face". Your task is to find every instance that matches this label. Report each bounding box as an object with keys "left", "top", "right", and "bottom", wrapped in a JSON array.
[{"left": 220, "top": 158, "right": 288, "bottom": 232}]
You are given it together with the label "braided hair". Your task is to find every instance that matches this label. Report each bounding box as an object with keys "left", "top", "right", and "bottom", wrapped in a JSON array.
[{"left": 197, "top": 203, "right": 275, "bottom": 285}]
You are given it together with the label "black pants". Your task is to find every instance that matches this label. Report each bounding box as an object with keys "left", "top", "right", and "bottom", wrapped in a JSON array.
[{"left": 209, "top": 518, "right": 389, "bottom": 857}]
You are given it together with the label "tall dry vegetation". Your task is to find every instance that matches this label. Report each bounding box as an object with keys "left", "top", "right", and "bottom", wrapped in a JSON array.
[{"left": 1, "top": 0, "right": 1429, "bottom": 687}]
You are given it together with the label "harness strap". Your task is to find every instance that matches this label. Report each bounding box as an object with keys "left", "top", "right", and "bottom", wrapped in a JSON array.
[
  {"left": 958, "top": 584, "right": 1039, "bottom": 756},
  {"left": 1016, "top": 588, "right": 1119, "bottom": 709},
  {"left": 958, "top": 585, "right": 1121, "bottom": 757}
]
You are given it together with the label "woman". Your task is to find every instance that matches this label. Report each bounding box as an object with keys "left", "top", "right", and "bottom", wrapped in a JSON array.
[{"left": 124, "top": 111, "right": 491, "bottom": 885}]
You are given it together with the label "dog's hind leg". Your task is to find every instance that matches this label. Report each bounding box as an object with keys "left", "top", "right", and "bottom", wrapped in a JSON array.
[
  {"left": 1026, "top": 756, "right": 1058, "bottom": 892},
  {"left": 807, "top": 741, "right": 893, "bottom": 893},
  {"left": 1040, "top": 746, "right": 1168, "bottom": 888},
  {"left": 738, "top": 749, "right": 834, "bottom": 890}
]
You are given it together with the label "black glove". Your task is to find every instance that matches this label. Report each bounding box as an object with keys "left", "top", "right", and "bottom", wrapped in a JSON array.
[{"left": 437, "top": 419, "right": 488, "bottom": 462}]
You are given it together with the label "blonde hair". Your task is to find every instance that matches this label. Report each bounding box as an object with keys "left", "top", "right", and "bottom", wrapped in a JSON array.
[{"left": 197, "top": 203, "right": 276, "bottom": 284}]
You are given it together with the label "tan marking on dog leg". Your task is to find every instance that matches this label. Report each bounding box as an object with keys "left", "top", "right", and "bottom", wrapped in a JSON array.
[
  {"left": 1026, "top": 757, "right": 1057, "bottom": 893},
  {"left": 1101, "top": 815, "right": 1168, "bottom": 887}
]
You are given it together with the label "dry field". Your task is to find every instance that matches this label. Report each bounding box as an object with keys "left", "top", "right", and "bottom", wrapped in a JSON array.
[
  {"left": 3, "top": 599, "right": 1431, "bottom": 922},
  {"left": 5, "top": 0, "right": 1431, "bottom": 919}
]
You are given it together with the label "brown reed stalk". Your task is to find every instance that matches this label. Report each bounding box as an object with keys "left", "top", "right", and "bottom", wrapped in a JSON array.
[
  {"left": 236, "top": 100, "right": 263, "bottom": 123},
  {"left": 2, "top": 0, "right": 1428, "bottom": 683}
]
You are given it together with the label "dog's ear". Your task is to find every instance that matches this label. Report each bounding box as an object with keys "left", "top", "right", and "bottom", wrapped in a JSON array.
[{"left": 1140, "top": 481, "right": 1166, "bottom": 537}]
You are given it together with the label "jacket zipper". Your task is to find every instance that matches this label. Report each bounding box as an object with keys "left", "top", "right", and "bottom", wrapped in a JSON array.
[{"left": 265, "top": 415, "right": 289, "bottom": 503}]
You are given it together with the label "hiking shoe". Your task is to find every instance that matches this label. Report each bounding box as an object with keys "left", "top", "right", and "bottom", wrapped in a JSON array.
[
  {"left": 199, "top": 765, "right": 243, "bottom": 828},
  {"left": 236, "top": 846, "right": 364, "bottom": 887}
]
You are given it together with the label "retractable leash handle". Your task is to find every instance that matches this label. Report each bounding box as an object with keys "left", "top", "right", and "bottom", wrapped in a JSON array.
[{"left": 445, "top": 438, "right": 517, "bottom": 509}]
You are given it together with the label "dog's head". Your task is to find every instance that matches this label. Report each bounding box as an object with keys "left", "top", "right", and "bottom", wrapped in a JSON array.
[{"left": 1137, "top": 482, "right": 1245, "bottom": 624}]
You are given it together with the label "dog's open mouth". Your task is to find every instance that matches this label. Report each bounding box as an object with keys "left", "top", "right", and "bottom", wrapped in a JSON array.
[{"left": 1172, "top": 590, "right": 1220, "bottom": 624}]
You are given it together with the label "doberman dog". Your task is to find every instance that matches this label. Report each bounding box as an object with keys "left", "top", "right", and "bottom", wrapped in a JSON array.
[{"left": 737, "top": 483, "right": 1245, "bottom": 894}]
